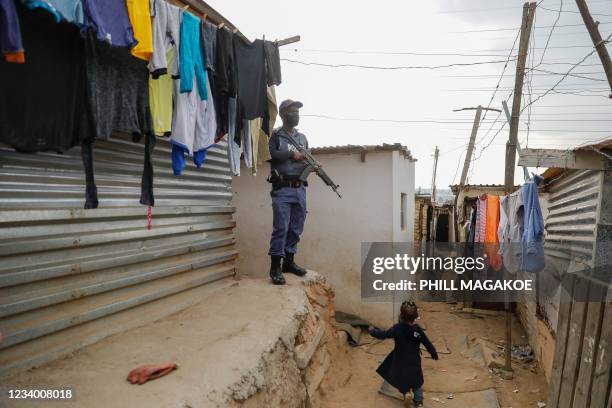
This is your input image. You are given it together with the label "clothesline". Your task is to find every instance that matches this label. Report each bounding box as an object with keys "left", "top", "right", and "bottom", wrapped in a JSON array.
[
  {"left": 461, "top": 175, "right": 545, "bottom": 273},
  {"left": 0, "top": 0, "right": 297, "bottom": 210}
]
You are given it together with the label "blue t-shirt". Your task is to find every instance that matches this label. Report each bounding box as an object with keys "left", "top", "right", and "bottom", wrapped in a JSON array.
[
  {"left": 21, "top": 0, "right": 83, "bottom": 24},
  {"left": 82, "top": 0, "right": 136, "bottom": 47}
]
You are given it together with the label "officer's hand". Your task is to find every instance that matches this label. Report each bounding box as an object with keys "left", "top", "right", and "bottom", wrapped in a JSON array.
[{"left": 292, "top": 152, "right": 305, "bottom": 161}]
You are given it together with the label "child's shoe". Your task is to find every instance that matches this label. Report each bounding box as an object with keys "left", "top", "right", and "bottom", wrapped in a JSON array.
[{"left": 414, "top": 402, "right": 424, "bottom": 407}]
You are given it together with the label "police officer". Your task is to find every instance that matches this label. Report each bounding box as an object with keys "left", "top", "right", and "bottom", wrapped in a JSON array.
[{"left": 268, "top": 99, "right": 309, "bottom": 285}]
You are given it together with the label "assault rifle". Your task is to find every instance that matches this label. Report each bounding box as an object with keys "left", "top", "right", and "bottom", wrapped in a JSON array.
[{"left": 285, "top": 133, "right": 342, "bottom": 198}]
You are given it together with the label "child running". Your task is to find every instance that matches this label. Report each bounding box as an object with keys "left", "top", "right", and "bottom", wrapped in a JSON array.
[{"left": 369, "top": 301, "right": 438, "bottom": 407}]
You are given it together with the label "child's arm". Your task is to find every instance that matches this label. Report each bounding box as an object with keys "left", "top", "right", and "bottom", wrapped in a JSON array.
[
  {"left": 368, "top": 325, "right": 396, "bottom": 340},
  {"left": 420, "top": 328, "right": 439, "bottom": 360}
]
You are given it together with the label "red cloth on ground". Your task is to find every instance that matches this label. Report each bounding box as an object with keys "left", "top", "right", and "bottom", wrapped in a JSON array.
[{"left": 127, "top": 362, "right": 177, "bottom": 385}]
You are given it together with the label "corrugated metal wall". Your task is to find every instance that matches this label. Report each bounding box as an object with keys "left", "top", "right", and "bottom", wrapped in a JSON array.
[
  {"left": 544, "top": 170, "right": 601, "bottom": 264},
  {"left": 0, "top": 134, "right": 237, "bottom": 377}
]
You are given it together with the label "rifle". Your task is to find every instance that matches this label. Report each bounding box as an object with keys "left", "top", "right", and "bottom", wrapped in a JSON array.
[{"left": 284, "top": 133, "right": 342, "bottom": 198}]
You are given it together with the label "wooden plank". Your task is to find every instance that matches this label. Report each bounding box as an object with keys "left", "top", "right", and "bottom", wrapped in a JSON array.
[
  {"left": 589, "top": 296, "right": 612, "bottom": 408},
  {"left": 549, "top": 274, "right": 575, "bottom": 408},
  {"left": 518, "top": 148, "right": 603, "bottom": 170},
  {"left": 573, "top": 283, "right": 606, "bottom": 407},
  {"left": 558, "top": 277, "right": 590, "bottom": 408}
]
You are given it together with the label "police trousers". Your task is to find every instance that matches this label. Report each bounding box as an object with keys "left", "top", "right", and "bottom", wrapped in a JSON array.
[{"left": 269, "top": 186, "right": 307, "bottom": 256}]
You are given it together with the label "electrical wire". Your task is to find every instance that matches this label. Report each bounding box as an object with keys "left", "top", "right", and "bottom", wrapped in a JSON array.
[
  {"left": 280, "top": 58, "right": 519, "bottom": 70},
  {"left": 300, "top": 114, "right": 612, "bottom": 123},
  {"left": 282, "top": 49, "right": 511, "bottom": 57},
  {"left": 448, "top": 21, "right": 612, "bottom": 34},
  {"left": 521, "top": 32, "right": 612, "bottom": 112},
  {"left": 538, "top": 0, "right": 562, "bottom": 65},
  {"left": 528, "top": 67, "right": 606, "bottom": 82},
  {"left": 538, "top": 4, "right": 612, "bottom": 17},
  {"left": 438, "top": 0, "right": 610, "bottom": 14}
]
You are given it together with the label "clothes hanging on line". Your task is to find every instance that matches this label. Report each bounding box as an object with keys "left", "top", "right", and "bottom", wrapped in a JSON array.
[
  {"left": 1, "top": 0, "right": 25, "bottom": 62},
  {"left": 484, "top": 194, "right": 502, "bottom": 271},
  {"left": 148, "top": 0, "right": 180, "bottom": 136},
  {"left": 0, "top": 6, "right": 91, "bottom": 152},
  {"left": 149, "top": 0, "right": 181, "bottom": 79},
  {"left": 179, "top": 11, "right": 207, "bottom": 99},
  {"left": 84, "top": 30, "right": 154, "bottom": 207},
  {"left": 521, "top": 175, "right": 545, "bottom": 272},
  {"left": 250, "top": 85, "right": 277, "bottom": 174},
  {"left": 227, "top": 97, "right": 240, "bottom": 176},
  {"left": 82, "top": 0, "right": 136, "bottom": 47},
  {"left": 149, "top": 48, "right": 175, "bottom": 136},
  {"left": 233, "top": 37, "right": 269, "bottom": 143},
  {"left": 201, "top": 19, "right": 216, "bottom": 72},
  {"left": 215, "top": 27, "right": 237, "bottom": 137},
  {"left": 126, "top": 0, "right": 153, "bottom": 61},
  {"left": 498, "top": 190, "right": 523, "bottom": 273},
  {"left": 21, "top": 0, "right": 83, "bottom": 24},
  {"left": 264, "top": 40, "right": 281, "bottom": 86},
  {"left": 84, "top": 31, "right": 152, "bottom": 141},
  {"left": 200, "top": 20, "right": 223, "bottom": 143},
  {"left": 170, "top": 78, "right": 216, "bottom": 175}
]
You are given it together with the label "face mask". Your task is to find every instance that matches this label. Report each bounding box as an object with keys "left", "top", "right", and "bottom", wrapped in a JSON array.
[{"left": 283, "top": 112, "right": 300, "bottom": 128}]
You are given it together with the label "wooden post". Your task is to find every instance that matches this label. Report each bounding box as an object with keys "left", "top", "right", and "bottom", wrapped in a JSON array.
[
  {"left": 459, "top": 106, "right": 482, "bottom": 186},
  {"left": 575, "top": 0, "right": 612, "bottom": 98},
  {"left": 431, "top": 146, "right": 439, "bottom": 203},
  {"left": 502, "top": 100, "right": 529, "bottom": 182},
  {"left": 453, "top": 106, "right": 502, "bottom": 186},
  {"left": 504, "top": 1, "right": 537, "bottom": 375}
]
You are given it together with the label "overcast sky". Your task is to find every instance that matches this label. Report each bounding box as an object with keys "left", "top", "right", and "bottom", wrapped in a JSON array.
[{"left": 207, "top": 0, "right": 612, "bottom": 189}]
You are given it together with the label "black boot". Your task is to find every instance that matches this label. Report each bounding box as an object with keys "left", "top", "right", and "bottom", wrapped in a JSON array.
[
  {"left": 270, "top": 255, "right": 286, "bottom": 285},
  {"left": 282, "top": 253, "right": 307, "bottom": 276}
]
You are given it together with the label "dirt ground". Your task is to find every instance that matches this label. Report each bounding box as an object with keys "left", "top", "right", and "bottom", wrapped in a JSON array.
[{"left": 320, "top": 302, "right": 549, "bottom": 408}]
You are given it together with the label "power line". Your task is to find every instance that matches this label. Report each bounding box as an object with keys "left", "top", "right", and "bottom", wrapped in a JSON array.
[
  {"left": 448, "top": 21, "right": 612, "bottom": 34},
  {"left": 282, "top": 49, "right": 510, "bottom": 57},
  {"left": 529, "top": 67, "right": 607, "bottom": 81},
  {"left": 438, "top": 0, "right": 610, "bottom": 14},
  {"left": 538, "top": 4, "right": 612, "bottom": 17},
  {"left": 301, "top": 114, "right": 612, "bottom": 124},
  {"left": 284, "top": 44, "right": 597, "bottom": 56},
  {"left": 538, "top": 0, "right": 563, "bottom": 65},
  {"left": 518, "top": 37, "right": 612, "bottom": 110},
  {"left": 280, "top": 58, "right": 518, "bottom": 70},
  {"left": 438, "top": 70, "right": 604, "bottom": 78}
]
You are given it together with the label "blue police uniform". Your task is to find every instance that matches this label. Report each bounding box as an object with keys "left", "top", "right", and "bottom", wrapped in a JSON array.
[{"left": 268, "top": 127, "right": 309, "bottom": 257}]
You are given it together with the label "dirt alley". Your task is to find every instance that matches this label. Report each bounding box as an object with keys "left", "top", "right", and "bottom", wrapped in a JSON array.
[{"left": 320, "top": 302, "right": 549, "bottom": 408}]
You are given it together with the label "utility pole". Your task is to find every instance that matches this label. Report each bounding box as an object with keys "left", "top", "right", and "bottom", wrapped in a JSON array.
[
  {"left": 502, "top": 100, "right": 529, "bottom": 182},
  {"left": 431, "top": 146, "right": 439, "bottom": 204},
  {"left": 504, "top": 1, "right": 537, "bottom": 377},
  {"left": 575, "top": 0, "right": 612, "bottom": 98},
  {"left": 453, "top": 106, "right": 502, "bottom": 186}
]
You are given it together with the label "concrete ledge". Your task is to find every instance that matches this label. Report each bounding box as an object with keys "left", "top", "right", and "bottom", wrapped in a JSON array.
[{"left": 1, "top": 277, "right": 324, "bottom": 408}]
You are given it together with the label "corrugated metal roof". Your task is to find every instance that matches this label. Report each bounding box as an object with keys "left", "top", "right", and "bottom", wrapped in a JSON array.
[
  {"left": 541, "top": 138, "right": 612, "bottom": 181},
  {"left": 574, "top": 138, "right": 612, "bottom": 152},
  {"left": 310, "top": 143, "right": 416, "bottom": 161}
]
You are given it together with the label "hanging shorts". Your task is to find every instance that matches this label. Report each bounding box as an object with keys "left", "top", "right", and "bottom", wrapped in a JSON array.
[{"left": 170, "top": 77, "right": 217, "bottom": 175}]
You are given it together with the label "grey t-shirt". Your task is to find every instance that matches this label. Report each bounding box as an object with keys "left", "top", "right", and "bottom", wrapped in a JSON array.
[
  {"left": 85, "top": 32, "right": 152, "bottom": 140},
  {"left": 268, "top": 128, "right": 310, "bottom": 179}
]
